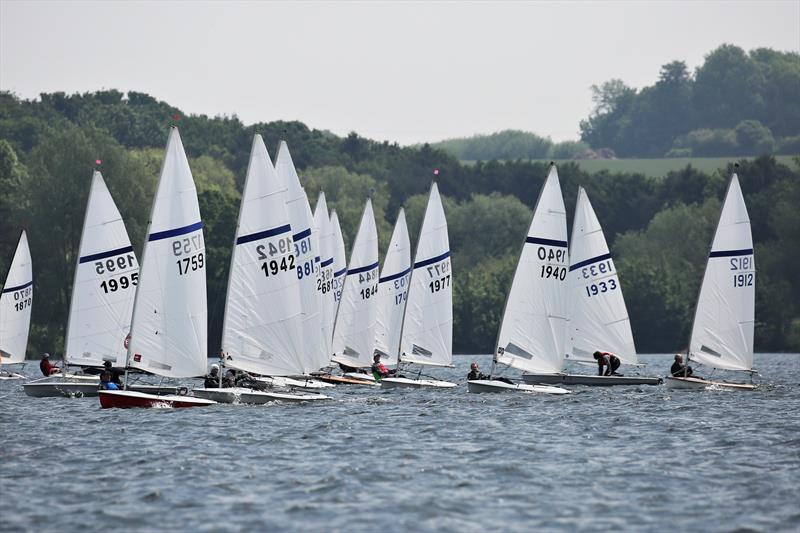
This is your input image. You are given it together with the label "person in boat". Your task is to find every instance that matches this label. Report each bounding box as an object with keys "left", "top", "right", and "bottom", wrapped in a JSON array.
[
  {"left": 467, "top": 362, "right": 488, "bottom": 381},
  {"left": 99, "top": 361, "right": 122, "bottom": 390},
  {"left": 670, "top": 354, "right": 694, "bottom": 378},
  {"left": 371, "top": 354, "right": 396, "bottom": 380},
  {"left": 204, "top": 364, "right": 223, "bottom": 388},
  {"left": 593, "top": 351, "right": 622, "bottom": 376},
  {"left": 39, "top": 353, "right": 60, "bottom": 377}
]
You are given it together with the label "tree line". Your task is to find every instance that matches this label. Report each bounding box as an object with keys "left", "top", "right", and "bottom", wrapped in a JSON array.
[{"left": 1, "top": 90, "right": 798, "bottom": 360}]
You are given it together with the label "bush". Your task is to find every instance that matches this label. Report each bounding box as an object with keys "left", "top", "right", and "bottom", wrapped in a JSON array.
[
  {"left": 735, "top": 120, "right": 775, "bottom": 154},
  {"left": 776, "top": 135, "right": 800, "bottom": 155}
]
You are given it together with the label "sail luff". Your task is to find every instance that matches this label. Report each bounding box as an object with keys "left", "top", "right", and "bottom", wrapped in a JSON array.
[{"left": 0, "top": 231, "right": 33, "bottom": 365}]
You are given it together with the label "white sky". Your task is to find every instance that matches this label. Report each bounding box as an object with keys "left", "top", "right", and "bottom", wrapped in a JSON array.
[{"left": 1, "top": 1, "right": 798, "bottom": 145}]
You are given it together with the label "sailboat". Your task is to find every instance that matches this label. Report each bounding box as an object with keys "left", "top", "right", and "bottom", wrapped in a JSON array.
[
  {"left": 0, "top": 230, "right": 32, "bottom": 380},
  {"left": 468, "top": 165, "right": 570, "bottom": 394},
  {"left": 25, "top": 171, "right": 141, "bottom": 397},
  {"left": 381, "top": 183, "right": 457, "bottom": 389},
  {"left": 193, "top": 135, "right": 328, "bottom": 404},
  {"left": 329, "top": 198, "right": 380, "bottom": 383},
  {"left": 313, "top": 192, "right": 336, "bottom": 370},
  {"left": 374, "top": 209, "right": 411, "bottom": 367},
  {"left": 99, "top": 127, "right": 215, "bottom": 408},
  {"left": 521, "top": 187, "right": 661, "bottom": 387},
  {"left": 665, "top": 170, "right": 757, "bottom": 390},
  {"left": 313, "top": 208, "right": 375, "bottom": 385}
]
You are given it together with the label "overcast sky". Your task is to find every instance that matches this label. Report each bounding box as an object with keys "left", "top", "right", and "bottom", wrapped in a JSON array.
[{"left": 1, "top": 1, "right": 798, "bottom": 145}]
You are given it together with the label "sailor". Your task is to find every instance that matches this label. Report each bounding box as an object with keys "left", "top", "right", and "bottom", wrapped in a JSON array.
[
  {"left": 593, "top": 351, "right": 622, "bottom": 376},
  {"left": 670, "top": 354, "right": 694, "bottom": 377},
  {"left": 39, "top": 353, "right": 60, "bottom": 377},
  {"left": 99, "top": 361, "right": 122, "bottom": 390},
  {"left": 371, "top": 354, "right": 394, "bottom": 380},
  {"left": 467, "top": 362, "right": 488, "bottom": 381},
  {"left": 204, "top": 364, "right": 222, "bottom": 388}
]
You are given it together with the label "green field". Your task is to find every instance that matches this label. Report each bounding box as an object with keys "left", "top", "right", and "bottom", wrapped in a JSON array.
[{"left": 461, "top": 155, "right": 799, "bottom": 178}]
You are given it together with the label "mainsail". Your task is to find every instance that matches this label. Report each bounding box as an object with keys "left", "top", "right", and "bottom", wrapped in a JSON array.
[
  {"left": 331, "top": 199, "right": 379, "bottom": 368},
  {"left": 65, "top": 171, "right": 139, "bottom": 367},
  {"left": 689, "top": 173, "right": 755, "bottom": 371},
  {"left": 375, "top": 209, "right": 411, "bottom": 366},
  {"left": 313, "top": 192, "right": 336, "bottom": 367},
  {"left": 126, "top": 128, "right": 208, "bottom": 378},
  {"left": 495, "top": 165, "right": 569, "bottom": 375},
  {"left": 275, "top": 142, "right": 323, "bottom": 374},
  {"left": 399, "top": 183, "right": 453, "bottom": 367},
  {"left": 0, "top": 231, "right": 33, "bottom": 364},
  {"left": 566, "top": 187, "right": 636, "bottom": 365},
  {"left": 222, "top": 135, "right": 303, "bottom": 376},
  {"left": 329, "top": 210, "right": 348, "bottom": 334}
]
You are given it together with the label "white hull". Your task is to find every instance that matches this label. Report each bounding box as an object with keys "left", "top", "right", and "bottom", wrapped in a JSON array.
[
  {"left": 192, "top": 387, "right": 330, "bottom": 404},
  {"left": 254, "top": 376, "right": 335, "bottom": 389},
  {"left": 467, "top": 379, "right": 570, "bottom": 395},
  {"left": 23, "top": 374, "right": 100, "bottom": 397},
  {"left": 342, "top": 372, "right": 375, "bottom": 382},
  {"left": 379, "top": 377, "right": 457, "bottom": 389},
  {"left": 664, "top": 376, "right": 756, "bottom": 390},
  {"left": 0, "top": 371, "right": 25, "bottom": 380}
]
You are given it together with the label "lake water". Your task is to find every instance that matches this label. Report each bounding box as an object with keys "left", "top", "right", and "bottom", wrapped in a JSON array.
[{"left": 1, "top": 354, "right": 798, "bottom": 532}]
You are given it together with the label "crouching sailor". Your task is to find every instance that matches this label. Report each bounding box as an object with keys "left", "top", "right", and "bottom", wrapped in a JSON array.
[
  {"left": 594, "top": 351, "right": 622, "bottom": 376},
  {"left": 371, "top": 354, "right": 396, "bottom": 380}
]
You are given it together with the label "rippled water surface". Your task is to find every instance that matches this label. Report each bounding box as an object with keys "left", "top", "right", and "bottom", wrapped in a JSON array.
[{"left": 1, "top": 354, "right": 798, "bottom": 532}]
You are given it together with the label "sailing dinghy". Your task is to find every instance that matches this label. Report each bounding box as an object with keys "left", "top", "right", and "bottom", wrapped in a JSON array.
[
  {"left": 468, "top": 166, "right": 570, "bottom": 394},
  {"left": 99, "top": 128, "right": 215, "bottom": 408},
  {"left": 192, "top": 136, "right": 329, "bottom": 404},
  {"left": 374, "top": 209, "right": 411, "bottom": 368},
  {"left": 522, "top": 187, "right": 661, "bottom": 387},
  {"left": 0, "top": 231, "right": 32, "bottom": 380},
  {"left": 665, "top": 171, "right": 757, "bottom": 390},
  {"left": 381, "top": 184, "right": 456, "bottom": 389}
]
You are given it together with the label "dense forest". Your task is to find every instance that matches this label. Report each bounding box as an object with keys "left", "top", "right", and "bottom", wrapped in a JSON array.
[
  {"left": 0, "top": 82, "right": 798, "bottom": 359},
  {"left": 432, "top": 45, "right": 799, "bottom": 162}
]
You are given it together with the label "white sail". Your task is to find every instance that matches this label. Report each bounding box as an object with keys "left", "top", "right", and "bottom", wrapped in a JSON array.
[
  {"left": 275, "top": 141, "right": 323, "bottom": 374},
  {"left": 689, "top": 173, "right": 755, "bottom": 371},
  {"left": 400, "top": 183, "right": 453, "bottom": 367},
  {"left": 0, "top": 231, "right": 32, "bottom": 364},
  {"left": 566, "top": 187, "right": 636, "bottom": 365},
  {"left": 495, "top": 165, "right": 569, "bottom": 374},
  {"left": 331, "top": 199, "right": 379, "bottom": 368},
  {"left": 329, "top": 210, "right": 348, "bottom": 324},
  {"left": 222, "top": 135, "right": 303, "bottom": 376},
  {"left": 375, "top": 209, "right": 411, "bottom": 365},
  {"left": 65, "top": 171, "right": 139, "bottom": 367},
  {"left": 313, "top": 192, "right": 336, "bottom": 367},
  {"left": 127, "top": 128, "right": 208, "bottom": 378}
]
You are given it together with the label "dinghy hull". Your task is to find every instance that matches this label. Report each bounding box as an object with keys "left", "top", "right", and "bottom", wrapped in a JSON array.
[
  {"left": 24, "top": 374, "right": 100, "bottom": 397},
  {"left": 0, "top": 371, "right": 25, "bottom": 380},
  {"left": 522, "top": 373, "right": 662, "bottom": 386},
  {"left": 312, "top": 373, "right": 378, "bottom": 386},
  {"left": 664, "top": 376, "right": 755, "bottom": 390},
  {"left": 192, "top": 387, "right": 330, "bottom": 404},
  {"left": 99, "top": 390, "right": 217, "bottom": 408},
  {"left": 254, "top": 376, "right": 334, "bottom": 389},
  {"left": 379, "top": 377, "right": 457, "bottom": 389},
  {"left": 467, "top": 379, "right": 570, "bottom": 395}
]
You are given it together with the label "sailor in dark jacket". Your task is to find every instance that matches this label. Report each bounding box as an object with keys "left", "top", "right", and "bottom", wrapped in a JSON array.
[
  {"left": 467, "top": 362, "right": 488, "bottom": 381},
  {"left": 670, "top": 354, "right": 694, "bottom": 377}
]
